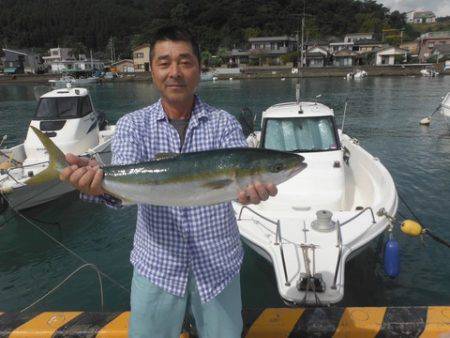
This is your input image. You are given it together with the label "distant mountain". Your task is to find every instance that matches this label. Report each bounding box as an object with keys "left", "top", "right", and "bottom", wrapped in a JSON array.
[{"left": 0, "top": 0, "right": 403, "bottom": 57}]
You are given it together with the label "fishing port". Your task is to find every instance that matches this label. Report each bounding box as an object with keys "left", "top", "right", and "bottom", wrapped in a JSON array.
[{"left": 1, "top": 0, "right": 450, "bottom": 337}]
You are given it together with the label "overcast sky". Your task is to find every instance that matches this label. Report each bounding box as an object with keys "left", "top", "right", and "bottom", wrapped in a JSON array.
[{"left": 376, "top": 0, "right": 450, "bottom": 17}]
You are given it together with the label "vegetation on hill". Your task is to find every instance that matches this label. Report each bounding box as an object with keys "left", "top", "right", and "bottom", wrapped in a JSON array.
[{"left": 0, "top": 0, "right": 429, "bottom": 59}]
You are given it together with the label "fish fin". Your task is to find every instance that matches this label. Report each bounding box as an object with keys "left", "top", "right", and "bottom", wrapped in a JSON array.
[
  {"left": 25, "top": 126, "right": 68, "bottom": 185},
  {"left": 203, "top": 179, "right": 233, "bottom": 190},
  {"left": 154, "top": 152, "right": 179, "bottom": 161},
  {"left": 26, "top": 167, "right": 59, "bottom": 185}
]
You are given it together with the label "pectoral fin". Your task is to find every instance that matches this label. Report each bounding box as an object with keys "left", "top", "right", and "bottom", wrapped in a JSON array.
[{"left": 203, "top": 179, "right": 233, "bottom": 190}]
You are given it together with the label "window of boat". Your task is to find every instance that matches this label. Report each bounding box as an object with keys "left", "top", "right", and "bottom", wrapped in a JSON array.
[
  {"left": 81, "top": 96, "right": 93, "bottom": 116},
  {"left": 35, "top": 97, "right": 80, "bottom": 119},
  {"left": 263, "top": 116, "right": 339, "bottom": 152}
]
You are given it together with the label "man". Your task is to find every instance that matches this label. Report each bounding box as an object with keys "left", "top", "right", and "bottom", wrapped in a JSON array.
[{"left": 60, "top": 26, "right": 277, "bottom": 338}]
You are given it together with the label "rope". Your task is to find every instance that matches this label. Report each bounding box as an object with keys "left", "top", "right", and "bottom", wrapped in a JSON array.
[
  {"left": 1, "top": 192, "right": 130, "bottom": 295},
  {"left": 20, "top": 263, "right": 104, "bottom": 313},
  {"left": 424, "top": 229, "right": 450, "bottom": 249},
  {"left": 398, "top": 192, "right": 425, "bottom": 226}
]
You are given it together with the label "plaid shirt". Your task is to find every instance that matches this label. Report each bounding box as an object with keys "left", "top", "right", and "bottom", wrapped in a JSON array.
[{"left": 85, "top": 97, "right": 247, "bottom": 303}]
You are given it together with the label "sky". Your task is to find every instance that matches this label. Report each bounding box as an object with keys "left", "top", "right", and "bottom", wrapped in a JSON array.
[{"left": 376, "top": 0, "right": 450, "bottom": 17}]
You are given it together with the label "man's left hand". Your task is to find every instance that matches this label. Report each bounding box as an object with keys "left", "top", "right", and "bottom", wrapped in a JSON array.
[{"left": 238, "top": 183, "right": 278, "bottom": 205}]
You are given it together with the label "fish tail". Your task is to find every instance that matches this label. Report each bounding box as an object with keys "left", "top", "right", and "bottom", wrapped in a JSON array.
[{"left": 25, "top": 126, "right": 68, "bottom": 185}]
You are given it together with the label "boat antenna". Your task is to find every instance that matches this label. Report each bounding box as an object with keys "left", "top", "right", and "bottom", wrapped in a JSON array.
[
  {"left": 341, "top": 98, "right": 349, "bottom": 133},
  {"left": 295, "top": 8, "right": 306, "bottom": 106}
]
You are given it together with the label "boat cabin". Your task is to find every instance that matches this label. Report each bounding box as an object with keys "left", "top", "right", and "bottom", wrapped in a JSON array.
[{"left": 259, "top": 102, "right": 340, "bottom": 153}]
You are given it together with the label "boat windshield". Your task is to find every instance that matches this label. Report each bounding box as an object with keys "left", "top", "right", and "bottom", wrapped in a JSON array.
[
  {"left": 35, "top": 97, "right": 92, "bottom": 120},
  {"left": 262, "top": 116, "right": 339, "bottom": 152}
]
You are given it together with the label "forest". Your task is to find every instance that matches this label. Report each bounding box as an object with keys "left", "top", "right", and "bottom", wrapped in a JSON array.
[{"left": 0, "top": 0, "right": 409, "bottom": 59}]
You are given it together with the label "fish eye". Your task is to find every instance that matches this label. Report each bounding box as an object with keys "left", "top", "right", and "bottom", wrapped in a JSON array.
[{"left": 270, "top": 163, "right": 284, "bottom": 173}]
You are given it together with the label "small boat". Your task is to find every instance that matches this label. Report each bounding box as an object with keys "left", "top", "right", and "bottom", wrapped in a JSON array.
[
  {"left": 346, "top": 70, "right": 367, "bottom": 80},
  {"left": 200, "top": 72, "right": 215, "bottom": 81},
  {"left": 0, "top": 87, "right": 115, "bottom": 212},
  {"left": 440, "top": 92, "right": 450, "bottom": 127},
  {"left": 420, "top": 67, "right": 439, "bottom": 77},
  {"left": 49, "top": 75, "right": 98, "bottom": 85},
  {"left": 234, "top": 100, "right": 398, "bottom": 305}
]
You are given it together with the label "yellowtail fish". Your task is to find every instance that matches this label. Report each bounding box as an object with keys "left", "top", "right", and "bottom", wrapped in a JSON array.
[{"left": 27, "top": 126, "right": 307, "bottom": 206}]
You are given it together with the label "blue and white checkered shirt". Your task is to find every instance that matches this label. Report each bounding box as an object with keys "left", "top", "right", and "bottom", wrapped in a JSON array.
[{"left": 88, "top": 96, "right": 247, "bottom": 303}]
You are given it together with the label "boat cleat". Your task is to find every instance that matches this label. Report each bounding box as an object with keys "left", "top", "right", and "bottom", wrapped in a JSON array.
[{"left": 297, "top": 273, "right": 325, "bottom": 293}]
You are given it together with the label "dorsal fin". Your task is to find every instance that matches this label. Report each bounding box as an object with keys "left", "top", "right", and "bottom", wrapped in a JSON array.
[{"left": 154, "top": 152, "right": 179, "bottom": 161}]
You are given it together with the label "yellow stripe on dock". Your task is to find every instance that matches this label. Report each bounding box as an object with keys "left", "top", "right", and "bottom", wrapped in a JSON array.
[
  {"left": 95, "top": 312, "right": 130, "bottom": 338},
  {"left": 420, "top": 306, "right": 450, "bottom": 337},
  {"left": 9, "top": 312, "right": 82, "bottom": 338},
  {"left": 333, "top": 307, "right": 386, "bottom": 338},
  {"left": 245, "top": 308, "right": 304, "bottom": 338}
]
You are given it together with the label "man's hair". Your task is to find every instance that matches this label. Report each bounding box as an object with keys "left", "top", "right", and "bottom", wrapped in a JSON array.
[{"left": 150, "top": 26, "right": 201, "bottom": 63}]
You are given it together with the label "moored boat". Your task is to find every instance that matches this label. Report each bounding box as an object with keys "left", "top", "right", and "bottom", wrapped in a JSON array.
[
  {"left": 0, "top": 87, "right": 115, "bottom": 212},
  {"left": 233, "top": 100, "right": 398, "bottom": 305}
]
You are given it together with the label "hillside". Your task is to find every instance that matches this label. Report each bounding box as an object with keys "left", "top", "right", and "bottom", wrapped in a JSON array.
[{"left": 0, "top": 0, "right": 405, "bottom": 58}]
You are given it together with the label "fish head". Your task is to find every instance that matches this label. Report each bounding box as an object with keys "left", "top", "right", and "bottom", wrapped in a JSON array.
[{"left": 255, "top": 149, "right": 307, "bottom": 185}]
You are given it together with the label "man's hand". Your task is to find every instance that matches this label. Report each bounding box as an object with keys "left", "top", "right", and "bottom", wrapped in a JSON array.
[
  {"left": 237, "top": 182, "right": 278, "bottom": 205},
  {"left": 59, "top": 153, "right": 104, "bottom": 196}
]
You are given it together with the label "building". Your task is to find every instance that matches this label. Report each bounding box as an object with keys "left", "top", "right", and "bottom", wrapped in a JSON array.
[
  {"left": 419, "top": 31, "right": 450, "bottom": 62},
  {"left": 229, "top": 49, "right": 250, "bottom": 67},
  {"left": 133, "top": 43, "right": 151, "bottom": 72},
  {"left": 354, "top": 39, "right": 385, "bottom": 54},
  {"left": 305, "top": 46, "right": 328, "bottom": 67},
  {"left": 344, "top": 33, "right": 374, "bottom": 43},
  {"left": 329, "top": 41, "right": 354, "bottom": 53},
  {"left": 2, "top": 48, "right": 42, "bottom": 74},
  {"left": 111, "top": 59, "right": 135, "bottom": 73},
  {"left": 333, "top": 49, "right": 357, "bottom": 67},
  {"left": 375, "top": 47, "right": 409, "bottom": 65},
  {"left": 406, "top": 11, "right": 436, "bottom": 24},
  {"left": 248, "top": 36, "right": 297, "bottom": 65}
]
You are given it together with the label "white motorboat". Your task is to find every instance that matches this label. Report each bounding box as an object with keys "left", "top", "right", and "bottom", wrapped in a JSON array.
[
  {"left": 233, "top": 100, "right": 398, "bottom": 305},
  {"left": 346, "top": 70, "right": 367, "bottom": 80},
  {"left": 440, "top": 92, "right": 450, "bottom": 127},
  {"left": 49, "top": 75, "right": 98, "bottom": 85},
  {"left": 420, "top": 67, "right": 439, "bottom": 77},
  {"left": 0, "top": 87, "right": 115, "bottom": 212},
  {"left": 200, "top": 72, "right": 215, "bottom": 81}
]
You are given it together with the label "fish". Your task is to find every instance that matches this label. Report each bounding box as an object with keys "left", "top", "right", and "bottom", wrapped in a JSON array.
[{"left": 27, "top": 126, "right": 307, "bottom": 207}]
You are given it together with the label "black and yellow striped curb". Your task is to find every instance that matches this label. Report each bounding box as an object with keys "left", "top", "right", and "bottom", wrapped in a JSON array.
[{"left": 0, "top": 306, "right": 449, "bottom": 337}]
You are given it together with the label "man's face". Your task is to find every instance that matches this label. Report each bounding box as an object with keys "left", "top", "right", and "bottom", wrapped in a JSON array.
[{"left": 151, "top": 40, "right": 200, "bottom": 105}]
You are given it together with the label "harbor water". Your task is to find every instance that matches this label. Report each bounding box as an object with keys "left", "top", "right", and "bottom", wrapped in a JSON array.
[{"left": 0, "top": 76, "right": 449, "bottom": 312}]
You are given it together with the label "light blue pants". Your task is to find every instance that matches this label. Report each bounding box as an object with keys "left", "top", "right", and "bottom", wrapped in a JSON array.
[{"left": 129, "top": 270, "right": 243, "bottom": 338}]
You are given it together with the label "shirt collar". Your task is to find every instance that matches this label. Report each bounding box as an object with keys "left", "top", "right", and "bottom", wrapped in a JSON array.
[{"left": 156, "top": 96, "right": 209, "bottom": 127}]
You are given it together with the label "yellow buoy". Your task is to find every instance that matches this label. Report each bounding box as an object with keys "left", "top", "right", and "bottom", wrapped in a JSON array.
[{"left": 401, "top": 220, "right": 423, "bottom": 237}]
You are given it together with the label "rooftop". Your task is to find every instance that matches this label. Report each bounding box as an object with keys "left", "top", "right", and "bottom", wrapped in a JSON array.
[{"left": 249, "top": 36, "right": 296, "bottom": 42}]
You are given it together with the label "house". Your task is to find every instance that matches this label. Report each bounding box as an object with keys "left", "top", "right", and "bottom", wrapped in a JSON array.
[
  {"left": 329, "top": 41, "right": 354, "bottom": 53},
  {"left": 229, "top": 49, "right": 250, "bottom": 67},
  {"left": 111, "top": 59, "right": 135, "bottom": 73},
  {"left": 133, "top": 43, "right": 151, "bottom": 72},
  {"left": 305, "top": 46, "right": 328, "bottom": 67},
  {"left": 354, "top": 39, "right": 384, "bottom": 53},
  {"left": 43, "top": 47, "right": 75, "bottom": 73},
  {"left": 2, "top": 48, "right": 42, "bottom": 74},
  {"left": 406, "top": 11, "right": 436, "bottom": 24},
  {"left": 248, "top": 36, "right": 297, "bottom": 65},
  {"left": 419, "top": 31, "right": 450, "bottom": 62},
  {"left": 333, "top": 50, "right": 357, "bottom": 67},
  {"left": 375, "top": 47, "right": 409, "bottom": 65},
  {"left": 344, "top": 33, "right": 374, "bottom": 43}
]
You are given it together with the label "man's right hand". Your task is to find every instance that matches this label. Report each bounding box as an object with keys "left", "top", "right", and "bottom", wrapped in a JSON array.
[{"left": 59, "top": 153, "right": 104, "bottom": 196}]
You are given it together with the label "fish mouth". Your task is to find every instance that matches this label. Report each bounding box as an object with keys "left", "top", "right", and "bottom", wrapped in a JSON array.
[{"left": 289, "top": 162, "right": 307, "bottom": 177}]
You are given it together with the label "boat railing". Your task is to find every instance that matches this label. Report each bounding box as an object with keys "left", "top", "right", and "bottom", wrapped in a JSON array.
[
  {"left": 238, "top": 205, "right": 290, "bottom": 286},
  {"left": 340, "top": 207, "right": 376, "bottom": 227},
  {"left": 331, "top": 220, "right": 342, "bottom": 290}
]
